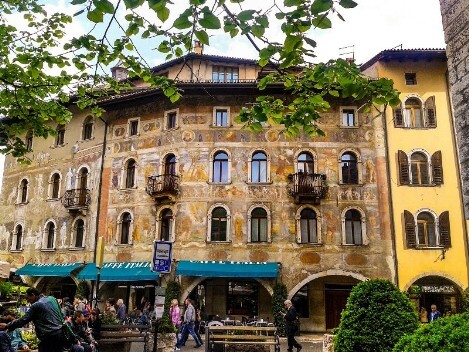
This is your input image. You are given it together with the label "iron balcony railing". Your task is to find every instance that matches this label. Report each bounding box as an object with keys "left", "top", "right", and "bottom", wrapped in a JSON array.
[
  {"left": 61, "top": 189, "right": 91, "bottom": 209},
  {"left": 146, "top": 174, "right": 180, "bottom": 198},
  {"left": 287, "top": 172, "right": 328, "bottom": 201}
]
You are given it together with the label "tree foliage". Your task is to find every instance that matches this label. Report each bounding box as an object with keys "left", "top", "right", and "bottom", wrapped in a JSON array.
[
  {"left": 393, "top": 313, "right": 469, "bottom": 352},
  {"left": 0, "top": 0, "right": 400, "bottom": 161},
  {"left": 163, "top": 280, "right": 181, "bottom": 316},
  {"left": 272, "top": 283, "right": 288, "bottom": 336},
  {"left": 334, "top": 279, "right": 419, "bottom": 352}
]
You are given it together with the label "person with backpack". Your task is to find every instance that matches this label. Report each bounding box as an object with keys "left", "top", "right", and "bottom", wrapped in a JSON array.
[{"left": 283, "top": 300, "right": 302, "bottom": 352}]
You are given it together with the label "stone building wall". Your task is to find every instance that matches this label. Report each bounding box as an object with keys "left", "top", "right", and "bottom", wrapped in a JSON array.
[{"left": 440, "top": 0, "right": 469, "bottom": 219}]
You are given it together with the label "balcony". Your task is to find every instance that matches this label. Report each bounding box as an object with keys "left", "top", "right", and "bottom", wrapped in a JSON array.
[
  {"left": 146, "top": 174, "right": 180, "bottom": 203},
  {"left": 61, "top": 189, "right": 91, "bottom": 211},
  {"left": 287, "top": 172, "right": 327, "bottom": 204}
]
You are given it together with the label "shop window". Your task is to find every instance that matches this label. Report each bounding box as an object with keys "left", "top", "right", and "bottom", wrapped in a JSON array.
[
  {"left": 299, "top": 208, "right": 318, "bottom": 244},
  {"left": 74, "top": 219, "right": 85, "bottom": 248},
  {"left": 82, "top": 116, "right": 93, "bottom": 140},
  {"left": 249, "top": 207, "right": 268, "bottom": 243},
  {"left": 226, "top": 281, "right": 258, "bottom": 316},
  {"left": 404, "top": 210, "right": 451, "bottom": 249},
  {"left": 291, "top": 285, "right": 309, "bottom": 318},
  {"left": 210, "top": 207, "right": 228, "bottom": 242},
  {"left": 124, "top": 159, "right": 136, "bottom": 188},
  {"left": 297, "top": 152, "right": 314, "bottom": 174},
  {"left": 213, "top": 151, "right": 229, "bottom": 183},
  {"left": 120, "top": 212, "right": 132, "bottom": 245},
  {"left": 56, "top": 125, "right": 65, "bottom": 146},
  {"left": 340, "top": 152, "right": 359, "bottom": 184},
  {"left": 212, "top": 66, "right": 239, "bottom": 83},
  {"left": 160, "top": 209, "right": 173, "bottom": 241},
  {"left": 11, "top": 224, "right": 23, "bottom": 251}
]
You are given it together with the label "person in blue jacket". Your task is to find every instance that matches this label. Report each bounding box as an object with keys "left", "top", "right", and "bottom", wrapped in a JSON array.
[
  {"left": 2, "top": 310, "right": 29, "bottom": 350},
  {"left": 429, "top": 304, "right": 442, "bottom": 321}
]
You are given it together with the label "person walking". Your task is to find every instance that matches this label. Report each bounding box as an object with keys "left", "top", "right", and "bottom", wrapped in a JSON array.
[
  {"left": 429, "top": 304, "right": 442, "bottom": 322},
  {"left": 169, "top": 299, "right": 181, "bottom": 340},
  {"left": 175, "top": 299, "right": 202, "bottom": 350},
  {"left": 116, "top": 299, "right": 127, "bottom": 322},
  {"left": 283, "top": 300, "right": 302, "bottom": 352},
  {"left": 0, "top": 288, "right": 68, "bottom": 352}
]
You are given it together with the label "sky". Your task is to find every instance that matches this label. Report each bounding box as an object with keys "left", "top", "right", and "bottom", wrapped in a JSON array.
[{"left": 0, "top": 0, "right": 446, "bottom": 192}]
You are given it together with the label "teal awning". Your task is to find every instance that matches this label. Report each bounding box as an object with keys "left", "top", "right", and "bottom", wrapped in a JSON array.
[
  {"left": 176, "top": 260, "right": 278, "bottom": 278},
  {"left": 77, "top": 262, "right": 158, "bottom": 281},
  {"left": 15, "top": 263, "right": 83, "bottom": 277}
]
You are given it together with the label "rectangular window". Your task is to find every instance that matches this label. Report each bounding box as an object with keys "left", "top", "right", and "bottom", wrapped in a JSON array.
[
  {"left": 167, "top": 112, "right": 177, "bottom": 129},
  {"left": 212, "top": 66, "right": 239, "bottom": 83},
  {"left": 405, "top": 73, "right": 417, "bottom": 85},
  {"left": 226, "top": 281, "right": 259, "bottom": 316},
  {"left": 83, "top": 123, "right": 93, "bottom": 140},
  {"left": 215, "top": 109, "right": 229, "bottom": 127},
  {"left": 129, "top": 120, "right": 139, "bottom": 136},
  {"left": 342, "top": 109, "right": 356, "bottom": 127}
]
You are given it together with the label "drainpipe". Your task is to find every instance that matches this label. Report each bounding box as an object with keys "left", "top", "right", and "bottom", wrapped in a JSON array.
[
  {"left": 90, "top": 116, "right": 108, "bottom": 305},
  {"left": 381, "top": 106, "right": 399, "bottom": 288}
]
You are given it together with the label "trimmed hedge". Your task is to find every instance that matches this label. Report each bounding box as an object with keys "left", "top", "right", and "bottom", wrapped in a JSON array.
[
  {"left": 393, "top": 313, "right": 469, "bottom": 352},
  {"left": 334, "top": 279, "right": 419, "bottom": 352}
]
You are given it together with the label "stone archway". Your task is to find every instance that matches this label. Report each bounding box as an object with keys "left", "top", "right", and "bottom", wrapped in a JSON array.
[{"left": 403, "top": 272, "right": 464, "bottom": 294}]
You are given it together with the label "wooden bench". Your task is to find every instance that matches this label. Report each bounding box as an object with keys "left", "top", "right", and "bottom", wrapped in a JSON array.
[
  {"left": 98, "top": 324, "right": 150, "bottom": 352},
  {"left": 205, "top": 325, "right": 280, "bottom": 352}
]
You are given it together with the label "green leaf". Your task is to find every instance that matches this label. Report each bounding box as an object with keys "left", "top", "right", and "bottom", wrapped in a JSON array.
[
  {"left": 284, "top": 0, "right": 303, "bottom": 6},
  {"left": 199, "top": 12, "right": 221, "bottom": 29},
  {"left": 71, "top": 0, "right": 87, "bottom": 4},
  {"left": 238, "top": 10, "right": 256, "bottom": 21},
  {"left": 251, "top": 25, "right": 265, "bottom": 38},
  {"left": 157, "top": 7, "right": 170, "bottom": 22},
  {"left": 312, "top": 15, "right": 332, "bottom": 29},
  {"left": 148, "top": 0, "right": 166, "bottom": 10},
  {"left": 123, "top": 0, "right": 145, "bottom": 10},
  {"left": 93, "top": 0, "right": 114, "bottom": 14},
  {"left": 304, "top": 37, "right": 317, "bottom": 48},
  {"left": 87, "top": 9, "right": 104, "bottom": 23},
  {"left": 284, "top": 35, "right": 302, "bottom": 52},
  {"left": 194, "top": 30, "right": 209, "bottom": 45},
  {"left": 173, "top": 15, "right": 192, "bottom": 29},
  {"left": 229, "top": 29, "right": 239, "bottom": 38},
  {"left": 311, "top": 0, "right": 333, "bottom": 14},
  {"left": 339, "top": 0, "right": 358, "bottom": 8}
]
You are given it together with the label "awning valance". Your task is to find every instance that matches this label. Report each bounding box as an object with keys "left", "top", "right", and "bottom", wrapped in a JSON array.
[
  {"left": 15, "top": 263, "right": 83, "bottom": 277},
  {"left": 176, "top": 260, "right": 279, "bottom": 278},
  {"left": 77, "top": 262, "right": 158, "bottom": 281}
]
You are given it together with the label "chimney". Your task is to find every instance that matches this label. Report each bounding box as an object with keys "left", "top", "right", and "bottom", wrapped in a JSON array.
[
  {"left": 111, "top": 61, "right": 129, "bottom": 81},
  {"left": 193, "top": 40, "right": 204, "bottom": 55}
]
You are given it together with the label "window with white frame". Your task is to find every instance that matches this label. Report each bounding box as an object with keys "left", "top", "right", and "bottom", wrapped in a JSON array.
[
  {"left": 248, "top": 206, "right": 270, "bottom": 243},
  {"left": 297, "top": 152, "right": 315, "bottom": 174},
  {"left": 11, "top": 224, "right": 23, "bottom": 251},
  {"left": 410, "top": 152, "right": 429, "bottom": 185},
  {"left": 299, "top": 208, "right": 318, "bottom": 244},
  {"left": 341, "top": 107, "right": 357, "bottom": 127},
  {"left": 82, "top": 116, "right": 94, "bottom": 140},
  {"left": 18, "top": 179, "right": 28, "bottom": 204},
  {"left": 165, "top": 109, "right": 178, "bottom": 130},
  {"left": 124, "top": 159, "right": 136, "bottom": 188},
  {"left": 44, "top": 221, "right": 56, "bottom": 249},
  {"left": 207, "top": 206, "right": 231, "bottom": 242},
  {"left": 213, "top": 107, "right": 230, "bottom": 127},
  {"left": 342, "top": 208, "right": 366, "bottom": 245},
  {"left": 250, "top": 151, "right": 268, "bottom": 183},
  {"left": 159, "top": 208, "right": 173, "bottom": 241},
  {"left": 404, "top": 210, "right": 450, "bottom": 248},
  {"left": 213, "top": 151, "right": 229, "bottom": 183},
  {"left": 340, "top": 152, "right": 359, "bottom": 184},
  {"left": 50, "top": 173, "right": 61, "bottom": 199},
  {"left": 118, "top": 212, "right": 132, "bottom": 245}
]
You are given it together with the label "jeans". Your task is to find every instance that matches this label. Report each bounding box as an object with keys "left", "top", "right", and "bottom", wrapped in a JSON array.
[{"left": 176, "top": 322, "right": 201, "bottom": 347}]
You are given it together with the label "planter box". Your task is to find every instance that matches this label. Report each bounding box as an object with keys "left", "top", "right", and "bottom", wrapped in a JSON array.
[
  {"left": 156, "top": 332, "right": 176, "bottom": 352},
  {"left": 323, "top": 334, "right": 335, "bottom": 352}
]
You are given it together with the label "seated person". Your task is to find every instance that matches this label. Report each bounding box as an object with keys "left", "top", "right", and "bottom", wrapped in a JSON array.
[
  {"left": 70, "top": 311, "right": 96, "bottom": 352},
  {"left": 2, "top": 310, "right": 29, "bottom": 351},
  {"left": 89, "top": 310, "right": 101, "bottom": 341},
  {"left": 0, "top": 331, "right": 14, "bottom": 352}
]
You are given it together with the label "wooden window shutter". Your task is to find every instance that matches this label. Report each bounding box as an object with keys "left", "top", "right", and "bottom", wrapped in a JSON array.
[
  {"left": 439, "top": 211, "right": 451, "bottom": 248},
  {"left": 393, "top": 102, "right": 403, "bottom": 127},
  {"left": 425, "top": 96, "right": 437, "bottom": 127},
  {"left": 398, "top": 150, "right": 410, "bottom": 185},
  {"left": 404, "top": 210, "right": 416, "bottom": 248},
  {"left": 431, "top": 151, "right": 444, "bottom": 185}
]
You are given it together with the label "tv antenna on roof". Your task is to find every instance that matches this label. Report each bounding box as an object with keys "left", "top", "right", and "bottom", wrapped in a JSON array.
[
  {"left": 392, "top": 44, "right": 403, "bottom": 50},
  {"left": 339, "top": 45, "right": 355, "bottom": 63}
]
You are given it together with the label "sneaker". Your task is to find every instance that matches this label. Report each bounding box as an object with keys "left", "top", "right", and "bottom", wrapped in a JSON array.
[
  {"left": 194, "top": 344, "right": 202, "bottom": 348},
  {"left": 174, "top": 348, "right": 181, "bottom": 351}
]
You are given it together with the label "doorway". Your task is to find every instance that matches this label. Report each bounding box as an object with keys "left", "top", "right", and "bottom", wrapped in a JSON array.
[{"left": 325, "top": 284, "right": 354, "bottom": 330}]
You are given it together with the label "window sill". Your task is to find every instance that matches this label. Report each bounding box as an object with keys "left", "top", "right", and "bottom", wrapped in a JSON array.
[
  {"left": 206, "top": 241, "right": 232, "bottom": 244},
  {"left": 341, "top": 243, "right": 366, "bottom": 247},
  {"left": 165, "top": 127, "right": 179, "bottom": 132},
  {"left": 210, "top": 125, "right": 232, "bottom": 128},
  {"left": 81, "top": 137, "right": 95, "bottom": 142},
  {"left": 396, "top": 127, "right": 435, "bottom": 130},
  {"left": 116, "top": 243, "right": 133, "bottom": 247},
  {"left": 338, "top": 183, "right": 363, "bottom": 187},
  {"left": 41, "top": 248, "right": 56, "bottom": 252},
  {"left": 207, "top": 181, "right": 232, "bottom": 185},
  {"left": 10, "top": 249, "right": 23, "bottom": 253},
  {"left": 339, "top": 125, "right": 359, "bottom": 129},
  {"left": 297, "top": 243, "right": 323, "bottom": 247},
  {"left": 403, "top": 184, "right": 440, "bottom": 187},
  {"left": 246, "top": 182, "right": 273, "bottom": 185},
  {"left": 46, "top": 198, "right": 60, "bottom": 202},
  {"left": 413, "top": 246, "right": 445, "bottom": 250},
  {"left": 15, "top": 202, "right": 29, "bottom": 206},
  {"left": 50, "top": 143, "right": 67, "bottom": 149},
  {"left": 69, "top": 247, "right": 85, "bottom": 251},
  {"left": 119, "top": 187, "right": 138, "bottom": 191},
  {"left": 247, "top": 241, "right": 271, "bottom": 245},
  {"left": 127, "top": 134, "right": 140, "bottom": 138}
]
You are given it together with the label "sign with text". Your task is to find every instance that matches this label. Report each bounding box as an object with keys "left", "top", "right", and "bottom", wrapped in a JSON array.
[{"left": 152, "top": 241, "right": 173, "bottom": 273}]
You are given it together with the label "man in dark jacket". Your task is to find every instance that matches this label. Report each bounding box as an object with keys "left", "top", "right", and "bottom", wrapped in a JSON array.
[
  {"left": 0, "top": 288, "right": 67, "bottom": 352},
  {"left": 283, "top": 300, "right": 302, "bottom": 352},
  {"left": 70, "top": 310, "right": 95, "bottom": 352}
]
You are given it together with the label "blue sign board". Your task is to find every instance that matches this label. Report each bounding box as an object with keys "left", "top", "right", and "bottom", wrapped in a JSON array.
[{"left": 152, "top": 241, "right": 173, "bottom": 273}]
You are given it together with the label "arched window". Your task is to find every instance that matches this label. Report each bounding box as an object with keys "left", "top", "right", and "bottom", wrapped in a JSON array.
[
  {"left": 125, "top": 159, "right": 136, "bottom": 188},
  {"left": 300, "top": 208, "right": 318, "bottom": 244},
  {"left": 251, "top": 151, "right": 267, "bottom": 183},
  {"left": 56, "top": 125, "right": 65, "bottom": 146},
  {"left": 75, "top": 219, "right": 85, "bottom": 247},
  {"left": 297, "top": 152, "right": 315, "bottom": 174},
  {"left": 410, "top": 152, "right": 429, "bottom": 185},
  {"left": 51, "top": 173, "right": 61, "bottom": 199},
  {"left": 211, "top": 207, "right": 228, "bottom": 241},
  {"left": 341, "top": 152, "right": 358, "bottom": 184},
  {"left": 250, "top": 208, "right": 268, "bottom": 243},
  {"left": 344, "top": 209, "right": 362, "bottom": 245},
  {"left": 213, "top": 152, "right": 229, "bottom": 183},
  {"left": 19, "top": 179, "right": 28, "bottom": 203},
  {"left": 417, "top": 212, "right": 436, "bottom": 247},
  {"left": 46, "top": 222, "right": 55, "bottom": 249},
  {"left": 120, "top": 212, "right": 132, "bottom": 244},
  {"left": 164, "top": 154, "right": 176, "bottom": 175},
  {"left": 404, "top": 98, "right": 423, "bottom": 128},
  {"left": 13, "top": 224, "right": 23, "bottom": 251},
  {"left": 160, "top": 209, "right": 173, "bottom": 241},
  {"left": 77, "top": 168, "right": 88, "bottom": 206},
  {"left": 82, "top": 116, "right": 93, "bottom": 140}
]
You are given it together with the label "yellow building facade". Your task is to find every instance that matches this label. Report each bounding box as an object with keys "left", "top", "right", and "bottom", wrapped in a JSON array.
[{"left": 362, "top": 49, "right": 469, "bottom": 316}]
